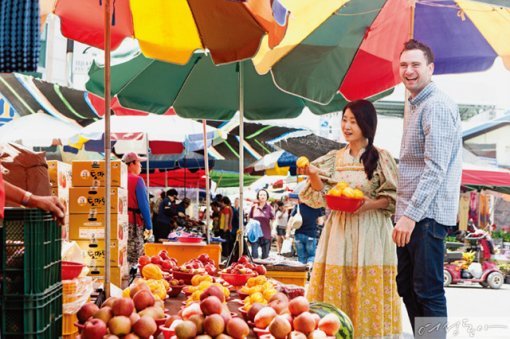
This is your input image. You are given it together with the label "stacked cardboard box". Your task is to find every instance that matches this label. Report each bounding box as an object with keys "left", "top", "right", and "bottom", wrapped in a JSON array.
[
  {"left": 47, "top": 160, "right": 71, "bottom": 240},
  {"left": 69, "top": 160, "right": 129, "bottom": 286}
]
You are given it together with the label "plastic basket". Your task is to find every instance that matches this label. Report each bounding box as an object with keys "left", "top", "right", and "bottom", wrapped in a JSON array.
[
  {"left": 62, "top": 313, "right": 78, "bottom": 336},
  {"left": 0, "top": 284, "right": 62, "bottom": 338},
  {"left": 1, "top": 208, "right": 62, "bottom": 296}
]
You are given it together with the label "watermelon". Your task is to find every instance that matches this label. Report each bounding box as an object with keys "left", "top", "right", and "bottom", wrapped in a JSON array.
[{"left": 310, "top": 302, "right": 354, "bottom": 339}]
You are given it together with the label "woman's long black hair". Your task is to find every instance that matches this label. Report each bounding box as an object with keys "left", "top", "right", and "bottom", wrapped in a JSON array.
[{"left": 343, "top": 100, "right": 379, "bottom": 180}]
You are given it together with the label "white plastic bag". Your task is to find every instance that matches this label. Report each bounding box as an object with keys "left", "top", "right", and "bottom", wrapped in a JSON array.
[{"left": 281, "top": 238, "right": 293, "bottom": 255}]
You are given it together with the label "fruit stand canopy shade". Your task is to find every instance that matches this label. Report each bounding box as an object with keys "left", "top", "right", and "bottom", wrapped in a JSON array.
[
  {"left": 0, "top": 73, "right": 99, "bottom": 126},
  {"left": 462, "top": 164, "right": 510, "bottom": 188},
  {"left": 266, "top": 0, "right": 510, "bottom": 105},
  {"left": 53, "top": 0, "right": 289, "bottom": 65},
  {"left": 85, "top": 53, "right": 353, "bottom": 120}
]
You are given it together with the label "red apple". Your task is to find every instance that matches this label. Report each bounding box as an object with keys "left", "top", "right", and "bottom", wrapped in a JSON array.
[
  {"left": 159, "top": 250, "right": 170, "bottom": 260},
  {"left": 111, "top": 297, "right": 135, "bottom": 317},
  {"left": 151, "top": 256, "right": 162, "bottom": 265},
  {"left": 77, "top": 302, "right": 99, "bottom": 324},
  {"left": 82, "top": 318, "right": 107, "bottom": 339}
]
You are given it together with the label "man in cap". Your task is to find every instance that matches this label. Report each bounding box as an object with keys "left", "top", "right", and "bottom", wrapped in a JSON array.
[{"left": 122, "top": 152, "right": 153, "bottom": 267}]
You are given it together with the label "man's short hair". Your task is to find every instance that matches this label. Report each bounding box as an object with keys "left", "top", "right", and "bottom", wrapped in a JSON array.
[
  {"left": 401, "top": 39, "right": 434, "bottom": 64},
  {"left": 166, "top": 188, "right": 178, "bottom": 197}
]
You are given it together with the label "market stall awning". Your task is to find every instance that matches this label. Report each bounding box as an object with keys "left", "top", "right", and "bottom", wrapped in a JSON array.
[
  {"left": 0, "top": 73, "right": 99, "bottom": 126},
  {"left": 462, "top": 163, "right": 510, "bottom": 187},
  {"left": 139, "top": 169, "right": 206, "bottom": 189}
]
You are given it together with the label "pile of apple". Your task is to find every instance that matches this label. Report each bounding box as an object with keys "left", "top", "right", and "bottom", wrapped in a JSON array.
[
  {"left": 138, "top": 250, "right": 178, "bottom": 273},
  {"left": 76, "top": 290, "right": 167, "bottom": 339},
  {"left": 173, "top": 254, "right": 218, "bottom": 276},
  {"left": 247, "top": 294, "right": 341, "bottom": 339},
  {"left": 221, "top": 255, "right": 266, "bottom": 276},
  {"left": 164, "top": 292, "right": 251, "bottom": 339}
]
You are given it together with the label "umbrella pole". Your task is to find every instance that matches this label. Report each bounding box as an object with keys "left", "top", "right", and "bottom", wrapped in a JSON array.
[
  {"left": 203, "top": 120, "right": 211, "bottom": 244},
  {"left": 146, "top": 133, "right": 150, "bottom": 201},
  {"left": 103, "top": 0, "right": 112, "bottom": 298},
  {"left": 238, "top": 62, "right": 245, "bottom": 258}
]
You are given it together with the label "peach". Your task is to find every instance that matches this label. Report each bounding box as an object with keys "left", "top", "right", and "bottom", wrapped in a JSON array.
[
  {"left": 254, "top": 307, "right": 277, "bottom": 329},
  {"left": 200, "top": 296, "right": 223, "bottom": 315},
  {"left": 293, "top": 312, "right": 315, "bottom": 335},
  {"left": 203, "top": 314, "right": 225, "bottom": 337},
  {"left": 247, "top": 303, "right": 265, "bottom": 322},
  {"left": 269, "top": 299, "right": 289, "bottom": 315},
  {"left": 318, "top": 313, "right": 341, "bottom": 336},
  {"left": 226, "top": 317, "right": 250, "bottom": 339},
  {"left": 288, "top": 296, "right": 309, "bottom": 316},
  {"left": 307, "top": 329, "right": 327, "bottom": 338},
  {"left": 269, "top": 315, "right": 292, "bottom": 339},
  {"left": 289, "top": 330, "right": 308, "bottom": 339}
]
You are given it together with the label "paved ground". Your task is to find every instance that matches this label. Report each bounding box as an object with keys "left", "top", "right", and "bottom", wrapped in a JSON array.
[{"left": 402, "top": 283, "right": 510, "bottom": 338}]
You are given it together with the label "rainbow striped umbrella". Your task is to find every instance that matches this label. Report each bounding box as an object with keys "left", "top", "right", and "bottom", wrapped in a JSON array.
[
  {"left": 53, "top": 0, "right": 290, "bottom": 65},
  {"left": 256, "top": 0, "right": 510, "bottom": 105}
]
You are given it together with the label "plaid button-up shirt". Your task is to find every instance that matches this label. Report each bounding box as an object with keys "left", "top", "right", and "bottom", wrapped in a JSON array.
[{"left": 396, "top": 82, "right": 462, "bottom": 226}]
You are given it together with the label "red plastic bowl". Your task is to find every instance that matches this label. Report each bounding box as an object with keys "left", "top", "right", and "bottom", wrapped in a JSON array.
[
  {"left": 167, "top": 285, "right": 184, "bottom": 298},
  {"left": 177, "top": 236, "right": 203, "bottom": 243},
  {"left": 154, "top": 314, "right": 170, "bottom": 336},
  {"left": 325, "top": 194, "right": 363, "bottom": 213},
  {"left": 253, "top": 327, "right": 271, "bottom": 337},
  {"left": 220, "top": 272, "right": 255, "bottom": 286},
  {"left": 62, "top": 261, "right": 85, "bottom": 280},
  {"left": 159, "top": 324, "right": 175, "bottom": 339}
]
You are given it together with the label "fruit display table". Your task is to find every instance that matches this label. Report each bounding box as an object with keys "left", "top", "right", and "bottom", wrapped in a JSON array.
[
  {"left": 144, "top": 242, "right": 222, "bottom": 268},
  {"left": 264, "top": 264, "right": 308, "bottom": 287}
]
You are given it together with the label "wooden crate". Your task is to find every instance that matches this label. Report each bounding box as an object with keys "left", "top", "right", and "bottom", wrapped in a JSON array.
[{"left": 265, "top": 270, "right": 307, "bottom": 286}]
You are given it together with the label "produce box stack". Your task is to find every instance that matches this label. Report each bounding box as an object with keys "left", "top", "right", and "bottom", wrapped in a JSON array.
[
  {"left": 0, "top": 209, "right": 63, "bottom": 338},
  {"left": 47, "top": 160, "right": 72, "bottom": 240},
  {"left": 69, "top": 160, "right": 129, "bottom": 286}
]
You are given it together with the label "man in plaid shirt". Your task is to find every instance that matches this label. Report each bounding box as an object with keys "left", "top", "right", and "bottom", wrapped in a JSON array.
[{"left": 394, "top": 39, "right": 462, "bottom": 336}]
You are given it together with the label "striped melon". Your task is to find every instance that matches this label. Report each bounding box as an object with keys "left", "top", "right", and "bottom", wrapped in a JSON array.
[{"left": 310, "top": 302, "right": 354, "bottom": 339}]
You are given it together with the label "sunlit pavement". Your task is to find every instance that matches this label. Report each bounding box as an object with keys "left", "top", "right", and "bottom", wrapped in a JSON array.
[{"left": 402, "top": 283, "right": 510, "bottom": 338}]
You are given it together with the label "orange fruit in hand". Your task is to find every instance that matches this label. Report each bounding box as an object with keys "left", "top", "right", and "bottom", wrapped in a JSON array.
[
  {"left": 342, "top": 187, "right": 355, "bottom": 198},
  {"left": 296, "top": 156, "right": 310, "bottom": 168},
  {"left": 328, "top": 187, "right": 343, "bottom": 197},
  {"left": 353, "top": 189, "right": 364, "bottom": 199}
]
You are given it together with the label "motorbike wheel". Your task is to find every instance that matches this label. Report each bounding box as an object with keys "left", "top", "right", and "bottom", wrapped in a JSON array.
[
  {"left": 487, "top": 272, "right": 504, "bottom": 289},
  {"left": 444, "top": 270, "right": 452, "bottom": 287}
]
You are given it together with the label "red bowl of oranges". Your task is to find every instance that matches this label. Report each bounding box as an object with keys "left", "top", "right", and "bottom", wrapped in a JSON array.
[{"left": 326, "top": 182, "right": 364, "bottom": 213}]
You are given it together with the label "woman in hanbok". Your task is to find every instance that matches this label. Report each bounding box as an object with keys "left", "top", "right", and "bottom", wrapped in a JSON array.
[{"left": 299, "top": 100, "right": 402, "bottom": 338}]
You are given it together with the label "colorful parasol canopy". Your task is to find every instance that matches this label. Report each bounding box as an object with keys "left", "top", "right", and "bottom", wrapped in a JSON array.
[
  {"left": 85, "top": 53, "right": 354, "bottom": 121},
  {"left": 53, "top": 0, "right": 289, "bottom": 65},
  {"left": 262, "top": 0, "right": 510, "bottom": 105}
]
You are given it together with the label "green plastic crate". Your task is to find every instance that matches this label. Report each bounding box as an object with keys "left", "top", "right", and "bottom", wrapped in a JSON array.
[
  {"left": 1, "top": 284, "right": 62, "bottom": 338},
  {"left": 0, "top": 208, "right": 62, "bottom": 296}
]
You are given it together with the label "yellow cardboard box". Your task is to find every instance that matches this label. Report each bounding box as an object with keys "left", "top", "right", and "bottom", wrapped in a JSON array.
[
  {"left": 72, "top": 160, "right": 127, "bottom": 188},
  {"left": 87, "top": 265, "right": 129, "bottom": 287},
  {"left": 69, "top": 213, "right": 128, "bottom": 243},
  {"left": 69, "top": 187, "right": 127, "bottom": 215},
  {"left": 47, "top": 160, "right": 72, "bottom": 188},
  {"left": 75, "top": 239, "right": 127, "bottom": 267}
]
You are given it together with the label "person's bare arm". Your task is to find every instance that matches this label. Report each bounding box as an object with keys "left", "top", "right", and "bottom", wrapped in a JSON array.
[{"left": 4, "top": 181, "right": 65, "bottom": 224}]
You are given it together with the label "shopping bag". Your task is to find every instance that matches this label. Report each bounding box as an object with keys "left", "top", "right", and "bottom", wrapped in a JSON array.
[
  {"left": 288, "top": 205, "right": 303, "bottom": 230},
  {"left": 281, "top": 238, "right": 293, "bottom": 255}
]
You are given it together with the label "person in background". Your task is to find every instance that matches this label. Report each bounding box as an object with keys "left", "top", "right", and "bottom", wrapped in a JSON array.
[
  {"left": 155, "top": 189, "right": 178, "bottom": 240},
  {"left": 274, "top": 201, "right": 289, "bottom": 254},
  {"left": 151, "top": 189, "right": 164, "bottom": 232},
  {"left": 219, "top": 196, "right": 234, "bottom": 257},
  {"left": 249, "top": 189, "right": 274, "bottom": 259},
  {"left": 298, "top": 100, "right": 401, "bottom": 337},
  {"left": 210, "top": 201, "right": 221, "bottom": 235},
  {"left": 286, "top": 201, "right": 324, "bottom": 265},
  {"left": 394, "top": 39, "right": 462, "bottom": 336},
  {"left": 122, "top": 152, "right": 153, "bottom": 268}
]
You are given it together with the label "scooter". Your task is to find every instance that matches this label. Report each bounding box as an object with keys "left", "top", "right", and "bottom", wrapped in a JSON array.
[{"left": 444, "top": 229, "right": 504, "bottom": 289}]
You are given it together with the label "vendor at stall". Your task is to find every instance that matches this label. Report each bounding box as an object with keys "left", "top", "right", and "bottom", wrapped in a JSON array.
[{"left": 122, "top": 152, "right": 153, "bottom": 268}]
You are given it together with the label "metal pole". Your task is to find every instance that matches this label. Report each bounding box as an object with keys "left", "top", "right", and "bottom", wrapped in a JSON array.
[
  {"left": 238, "top": 62, "right": 244, "bottom": 258},
  {"left": 103, "top": 0, "right": 112, "bottom": 298},
  {"left": 146, "top": 133, "right": 150, "bottom": 201},
  {"left": 203, "top": 120, "right": 211, "bottom": 244}
]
